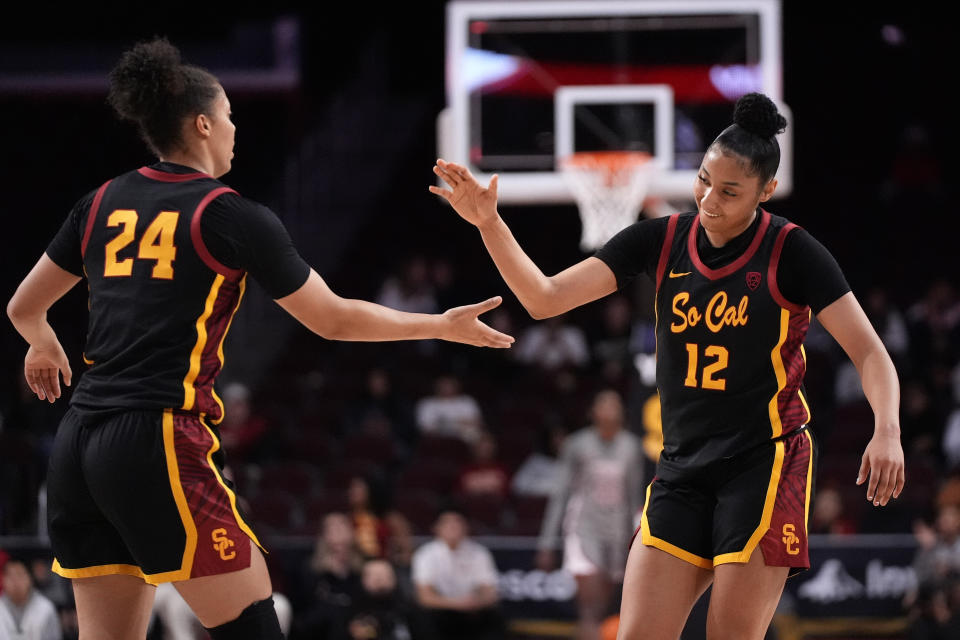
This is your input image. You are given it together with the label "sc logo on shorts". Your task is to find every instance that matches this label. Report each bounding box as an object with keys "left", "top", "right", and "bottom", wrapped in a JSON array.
[
  {"left": 782, "top": 524, "right": 800, "bottom": 556},
  {"left": 212, "top": 528, "right": 236, "bottom": 561}
]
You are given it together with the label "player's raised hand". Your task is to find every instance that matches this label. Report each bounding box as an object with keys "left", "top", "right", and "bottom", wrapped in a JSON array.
[
  {"left": 430, "top": 159, "right": 500, "bottom": 229},
  {"left": 24, "top": 342, "right": 72, "bottom": 403},
  {"left": 440, "top": 296, "right": 514, "bottom": 348},
  {"left": 856, "top": 431, "right": 905, "bottom": 507}
]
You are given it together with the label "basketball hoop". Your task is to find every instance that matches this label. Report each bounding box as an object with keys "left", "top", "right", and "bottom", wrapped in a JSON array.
[{"left": 560, "top": 151, "right": 653, "bottom": 252}]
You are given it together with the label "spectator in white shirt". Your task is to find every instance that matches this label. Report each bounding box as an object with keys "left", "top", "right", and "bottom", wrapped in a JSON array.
[
  {"left": 515, "top": 315, "right": 589, "bottom": 370},
  {"left": 0, "top": 556, "right": 62, "bottom": 640},
  {"left": 415, "top": 375, "right": 483, "bottom": 443},
  {"left": 411, "top": 510, "right": 504, "bottom": 640}
]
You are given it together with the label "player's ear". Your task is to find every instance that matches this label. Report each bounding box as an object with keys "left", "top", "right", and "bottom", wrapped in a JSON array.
[
  {"left": 759, "top": 178, "right": 777, "bottom": 202},
  {"left": 193, "top": 113, "right": 212, "bottom": 139}
]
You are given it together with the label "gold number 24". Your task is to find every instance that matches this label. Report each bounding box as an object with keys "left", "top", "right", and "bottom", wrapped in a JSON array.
[
  {"left": 104, "top": 209, "right": 180, "bottom": 279},
  {"left": 684, "top": 343, "right": 729, "bottom": 390}
]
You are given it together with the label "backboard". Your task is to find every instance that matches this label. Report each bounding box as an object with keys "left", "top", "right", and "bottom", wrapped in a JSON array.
[{"left": 438, "top": 0, "right": 791, "bottom": 204}]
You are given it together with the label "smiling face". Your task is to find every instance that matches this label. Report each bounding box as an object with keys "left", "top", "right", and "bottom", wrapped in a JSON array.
[{"left": 693, "top": 146, "right": 777, "bottom": 247}]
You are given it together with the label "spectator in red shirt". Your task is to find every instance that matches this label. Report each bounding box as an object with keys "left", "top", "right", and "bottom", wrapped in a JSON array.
[{"left": 457, "top": 431, "right": 510, "bottom": 499}]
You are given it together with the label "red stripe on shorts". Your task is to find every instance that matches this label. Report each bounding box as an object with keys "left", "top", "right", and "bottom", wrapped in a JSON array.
[
  {"left": 172, "top": 413, "right": 252, "bottom": 579},
  {"left": 759, "top": 431, "right": 812, "bottom": 569}
]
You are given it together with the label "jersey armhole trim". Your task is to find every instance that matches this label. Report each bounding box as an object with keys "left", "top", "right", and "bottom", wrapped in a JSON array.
[
  {"left": 768, "top": 223, "right": 808, "bottom": 313},
  {"left": 655, "top": 214, "right": 680, "bottom": 289},
  {"left": 80, "top": 180, "right": 112, "bottom": 258},
  {"left": 190, "top": 187, "right": 244, "bottom": 279}
]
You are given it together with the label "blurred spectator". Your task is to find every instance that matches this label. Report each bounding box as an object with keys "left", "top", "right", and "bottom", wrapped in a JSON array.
[
  {"left": 430, "top": 257, "right": 461, "bottom": 310},
  {"left": 511, "top": 425, "right": 566, "bottom": 498},
  {"left": 808, "top": 486, "right": 857, "bottom": 535},
  {"left": 414, "top": 375, "right": 483, "bottom": 443},
  {"left": 456, "top": 431, "right": 510, "bottom": 500},
  {"left": 863, "top": 286, "right": 910, "bottom": 361},
  {"left": 28, "top": 556, "right": 70, "bottom": 611},
  {"left": 348, "top": 368, "right": 415, "bottom": 445},
  {"left": 942, "top": 407, "right": 960, "bottom": 471},
  {"left": 912, "top": 505, "right": 960, "bottom": 591},
  {"left": 217, "top": 382, "right": 269, "bottom": 465},
  {"left": 411, "top": 510, "right": 504, "bottom": 640},
  {"left": 515, "top": 315, "right": 590, "bottom": 370},
  {"left": 0, "top": 555, "right": 62, "bottom": 640},
  {"left": 383, "top": 511, "right": 417, "bottom": 605},
  {"left": 907, "top": 279, "right": 960, "bottom": 365},
  {"left": 901, "top": 379, "right": 942, "bottom": 458},
  {"left": 590, "top": 295, "right": 635, "bottom": 382},
  {"left": 344, "top": 559, "right": 415, "bottom": 640},
  {"left": 536, "top": 390, "right": 644, "bottom": 640},
  {"left": 376, "top": 255, "right": 438, "bottom": 315},
  {"left": 906, "top": 582, "right": 960, "bottom": 640},
  {"left": 348, "top": 476, "right": 391, "bottom": 559},
  {"left": 291, "top": 513, "right": 364, "bottom": 640}
]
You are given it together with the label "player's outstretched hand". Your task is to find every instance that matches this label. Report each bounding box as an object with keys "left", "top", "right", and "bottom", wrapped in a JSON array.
[
  {"left": 24, "top": 342, "right": 72, "bottom": 403},
  {"left": 430, "top": 159, "right": 500, "bottom": 229},
  {"left": 856, "top": 431, "right": 905, "bottom": 507},
  {"left": 440, "top": 296, "right": 514, "bottom": 348}
]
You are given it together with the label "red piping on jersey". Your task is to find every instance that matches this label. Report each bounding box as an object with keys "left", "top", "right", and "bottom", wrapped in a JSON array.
[
  {"left": 687, "top": 209, "right": 770, "bottom": 280},
  {"left": 655, "top": 214, "right": 680, "bottom": 289},
  {"left": 80, "top": 180, "right": 112, "bottom": 258},
  {"left": 190, "top": 187, "right": 243, "bottom": 279},
  {"left": 768, "top": 223, "right": 807, "bottom": 313},
  {"left": 138, "top": 166, "right": 211, "bottom": 182}
]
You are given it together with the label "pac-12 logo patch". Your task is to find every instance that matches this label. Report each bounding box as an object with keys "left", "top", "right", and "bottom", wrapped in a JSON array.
[{"left": 746, "top": 271, "right": 762, "bottom": 291}]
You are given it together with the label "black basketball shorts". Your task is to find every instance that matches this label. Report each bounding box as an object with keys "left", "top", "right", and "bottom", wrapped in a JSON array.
[
  {"left": 636, "top": 428, "right": 816, "bottom": 574},
  {"left": 47, "top": 407, "right": 264, "bottom": 584}
]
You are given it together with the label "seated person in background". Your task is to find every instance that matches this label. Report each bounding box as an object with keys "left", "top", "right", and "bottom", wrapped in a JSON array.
[
  {"left": 514, "top": 314, "right": 589, "bottom": 370},
  {"left": 217, "top": 381, "right": 269, "bottom": 464},
  {"left": 0, "top": 555, "right": 62, "bottom": 640},
  {"left": 808, "top": 486, "right": 857, "bottom": 535},
  {"left": 291, "top": 513, "right": 364, "bottom": 640},
  {"left": 411, "top": 510, "right": 504, "bottom": 640},
  {"left": 344, "top": 559, "right": 415, "bottom": 640},
  {"left": 375, "top": 255, "right": 438, "bottom": 315},
  {"left": 348, "top": 475, "right": 391, "bottom": 559},
  {"left": 512, "top": 425, "right": 567, "bottom": 498},
  {"left": 457, "top": 430, "right": 511, "bottom": 500},
  {"left": 415, "top": 374, "right": 483, "bottom": 443}
]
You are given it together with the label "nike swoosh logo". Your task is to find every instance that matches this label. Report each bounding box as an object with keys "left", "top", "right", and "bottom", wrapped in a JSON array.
[{"left": 668, "top": 270, "right": 692, "bottom": 278}]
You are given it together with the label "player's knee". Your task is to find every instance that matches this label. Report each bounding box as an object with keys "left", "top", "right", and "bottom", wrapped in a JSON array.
[
  {"left": 204, "top": 597, "right": 283, "bottom": 640},
  {"left": 705, "top": 612, "right": 771, "bottom": 640}
]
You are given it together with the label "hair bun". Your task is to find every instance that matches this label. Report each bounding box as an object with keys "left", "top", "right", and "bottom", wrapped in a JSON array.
[
  {"left": 108, "top": 38, "right": 184, "bottom": 123},
  {"left": 733, "top": 93, "right": 787, "bottom": 139}
]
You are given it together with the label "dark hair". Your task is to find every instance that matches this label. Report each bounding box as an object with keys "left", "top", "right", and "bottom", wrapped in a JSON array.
[
  {"left": 710, "top": 92, "right": 787, "bottom": 186},
  {"left": 107, "top": 38, "right": 221, "bottom": 156}
]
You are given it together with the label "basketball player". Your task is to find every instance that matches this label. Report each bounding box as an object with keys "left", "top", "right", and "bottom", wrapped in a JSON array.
[
  {"left": 6, "top": 38, "right": 512, "bottom": 640},
  {"left": 536, "top": 389, "right": 643, "bottom": 640},
  {"left": 430, "top": 93, "right": 905, "bottom": 639}
]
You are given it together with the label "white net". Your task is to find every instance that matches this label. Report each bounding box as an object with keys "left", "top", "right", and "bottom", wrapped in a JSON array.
[{"left": 560, "top": 151, "right": 653, "bottom": 251}]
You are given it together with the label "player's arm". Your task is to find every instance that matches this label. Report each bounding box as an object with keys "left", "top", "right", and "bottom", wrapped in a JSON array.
[
  {"left": 431, "top": 159, "right": 617, "bottom": 319},
  {"left": 7, "top": 254, "right": 82, "bottom": 402},
  {"left": 275, "top": 269, "right": 513, "bottom": 347},
  {"left": 205, "top": 194, "right": 513, "bottom": 348},
  {"left": 817, "top": 292, "right": 904, "bottom": 506}
]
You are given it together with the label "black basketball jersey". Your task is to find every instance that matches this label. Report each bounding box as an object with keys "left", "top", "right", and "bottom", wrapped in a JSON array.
[
  {"left": 68, "top": 166, "right": 247, "bottom": 423},
  {"left": 653, "top": 210, "right": 811, "bottom": 475}
]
